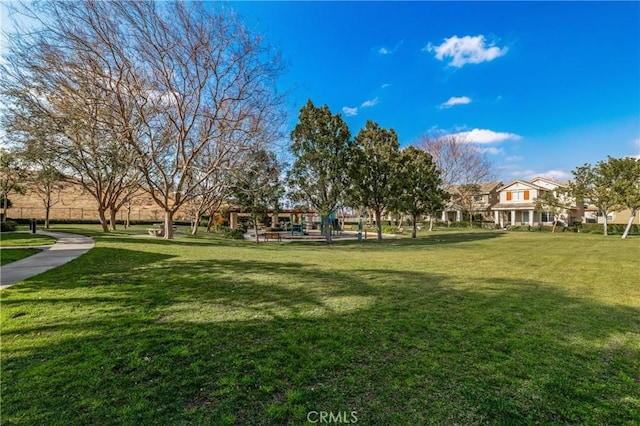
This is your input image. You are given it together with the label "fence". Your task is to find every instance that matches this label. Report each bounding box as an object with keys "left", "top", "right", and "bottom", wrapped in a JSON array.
[{"left": 7, "top": 207, "right": 169, "bottom": 222}]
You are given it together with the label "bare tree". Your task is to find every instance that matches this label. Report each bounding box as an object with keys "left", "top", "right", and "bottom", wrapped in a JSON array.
[
  {"left": 418, "top": 133, "right": 494, "bottom": 189},
  {"left": 0, "top": 1, "right": 142, "bottom": 232},
  {"left": 1, "top": 1, "right": 284, "bottom": 238},
  {"left": 111, "top": 1, "right": 284, "bottom": 239},
  {"left": 418, "top": 133, "right": 494, "bottom": 226}
]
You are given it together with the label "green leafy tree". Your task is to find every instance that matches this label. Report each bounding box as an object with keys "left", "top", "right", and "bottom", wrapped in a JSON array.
[
  {"left": 535, "top": 190, "right": 569, "bottom": 233},
  {"left": 570, "top": 161, "right": 619, "bottom": 236},
  {"left": 287, "top": 100, "right": 353, "bottom": 243},
  {"left": 231, "top": 149, "right": 284, "bottom": 243},
  {"left": 606, "top": 157, "right": 640, "bottom": 239},
  {"left": 348, "top": 120, "right": 399, "bottom": 240},
  {"left": 391, "top": 146, "right": 448, "bottom": 238}
]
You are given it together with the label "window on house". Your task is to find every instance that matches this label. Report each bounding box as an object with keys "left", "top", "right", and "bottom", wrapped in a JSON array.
[
  {"left": 509, "top": 190, "right": 526, "bottom": 201},
  {"left": 541, "top": 212, "right": 555, "bottom": 222}
]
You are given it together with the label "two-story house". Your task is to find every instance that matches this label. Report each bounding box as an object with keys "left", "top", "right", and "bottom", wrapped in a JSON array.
[
  {"left": 492, "top": 177, "right": 582, "bottom": 227},
  {"left": 441, "top": 181, "right": 502, "bottom": 223}
]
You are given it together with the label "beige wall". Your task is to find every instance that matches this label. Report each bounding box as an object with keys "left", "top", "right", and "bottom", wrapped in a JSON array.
[
  {"left": 608, "top": 209, "right": 640, "bottom": 225},
  {"left": 7, "top": 182, "right": 193, "bottom": 222}
]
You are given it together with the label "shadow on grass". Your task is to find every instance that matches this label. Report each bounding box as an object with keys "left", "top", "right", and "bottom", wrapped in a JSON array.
[{"left": 1, "top": 253, "right": 639, "bottom": 425}]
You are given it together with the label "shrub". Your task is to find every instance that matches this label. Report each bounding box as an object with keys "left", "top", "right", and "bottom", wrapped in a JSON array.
[
  {"left": 224, "top": 228, "right": 245, "bottom": 240},
  {"left": 448, "top": 221, "right": 483, "bottom": 228},
  {"left": 507, "top": 225, "right": 556, "bottom": 232},
  {"left": 381, "top": 225, "right": 399, "bottom": 234},
  {"left": 580, "top": 223, "right": 639, "bottom": 235},
  {"left": 1, "top": 220, "right": 17, "bottom": 232}
]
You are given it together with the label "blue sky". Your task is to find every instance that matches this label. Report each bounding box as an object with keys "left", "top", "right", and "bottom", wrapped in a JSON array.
[{"left": 229, "top": 1, "right": 640, "bottom": 183}]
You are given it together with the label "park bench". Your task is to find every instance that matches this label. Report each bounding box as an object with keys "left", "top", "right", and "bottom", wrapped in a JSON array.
[
  {"left": 263, "top": 232, "right": 281, "bottom": 242},
  {"left": 147, "top": 225, "right": 178, "bottom": 237}
]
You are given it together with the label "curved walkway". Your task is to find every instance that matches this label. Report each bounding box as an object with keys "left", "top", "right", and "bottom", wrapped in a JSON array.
[{"left": 0, "top": 231, "right": 95, "bottom": 290}]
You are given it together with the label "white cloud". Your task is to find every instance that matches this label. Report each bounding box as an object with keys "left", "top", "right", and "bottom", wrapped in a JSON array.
[
  {"left": 477, "top": 147, "right": 503, "bottom": 155},
  {"left": 342, "top": 106, "right": 358, "bottom": 117},
  {"left": 381, "top": 83, "right": 390, "bottom": 89},
  {"left": 361, "top": 97, "right": 379, "bottom": 108},
  {"left": 439, "top": 96, "right": 472, "bottom": 109},
  {"left": 452, "top": 128, "right": 521, "bottom": 144},
  {"left": 505, "top": 155, "right": 523, "bottom": 162},
  {"left": 377, "top": 40, "right": 403, "bottom": 56},
  {"left": 515, "top": 169, "right": 572, "bottom": 182},
  {"left": 425, "top": 35, "right": 508, "bottom": 68}
]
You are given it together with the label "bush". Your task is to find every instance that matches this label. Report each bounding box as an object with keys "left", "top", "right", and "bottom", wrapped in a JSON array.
[
  {"left": 1, "top": 220, "right": 17, "bottom": 232},
  {"left": 448, "top": 221, "right": 483, "bottom": 228},
  {"left": 381, "top": 225, "right": 400, "bottom": 234},
  {"left": 224, "top": 228, "right": 245, "bottom": 240},
  {"left": 580, "top": 223, "right": 640, "bottom": 235},
  {"left": 507, "top": 225, "right": 556, "bottom": 232}
]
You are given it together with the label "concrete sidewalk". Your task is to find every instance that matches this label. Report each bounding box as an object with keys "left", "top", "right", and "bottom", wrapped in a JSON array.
[{"left": 0, "top": 231, "right": 95, "bottom": 290}]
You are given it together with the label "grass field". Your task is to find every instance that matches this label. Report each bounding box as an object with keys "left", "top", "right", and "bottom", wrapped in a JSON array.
[
  {"left": 0, "top": 232, "right": 56, "bottom": 265},
  {"left": 0, "top": 232, "right": 57, "bottom": 247},
  {"left": 1, "top": 226, "right": 638, "bottom": 425},
  {"left": 0, "top": 248, "right": 42, "bottom": 266}
]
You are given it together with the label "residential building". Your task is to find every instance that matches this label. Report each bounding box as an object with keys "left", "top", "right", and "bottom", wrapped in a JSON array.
[
  {"left": 492, "top": 177, "right": 583, "bottom": 227},
  {"left": 441, "top": 181, "right": 502, "bottom": 223}
]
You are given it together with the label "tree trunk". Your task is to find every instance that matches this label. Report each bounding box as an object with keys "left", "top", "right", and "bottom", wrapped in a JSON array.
[
  {"left": 44, "top": 205, "right": 50, "bottom": 229},
  {"left": 375, "top": 209, "right": 382, "bottom": 241},
  {"left": 206, "top": 215, "right": 215, "bottom": 233},
  {"left": 254, "top": 220, "right": 259, "bottom": 243},
  {"left": 412, "top": 214, "right": 418, "bottom": 238},
  {"left": 191, "top": 212, "right": 202, "bottom": 235},
  {"left": 109, "top": 208, "right": 117, "bottom": 231},
  {"left": 621, "top": 207, "right": 637, "bottom": 239},
  {"left": 163, "top": 210, "right": 174, "bottom": 240},
  {"left": 552, "top": 219, "right": 558, "bottom": 233},
  {"left": 97, "top": 207, "right": 109, "bottom": 232},
  {"left": 323, "top": 214, "right": 332, "bottom": 244},
  {"left": 603, "top": 212, "right": 608, "bottom": 236},
  {"left": 125, "top": 205, "right": 131, "bottom": 229},
  {"left": 2, "top": 196, "right": 8, "bottom": 222},
  {"left": 429, "top": 217, "right": 435, "bottom": 232}
]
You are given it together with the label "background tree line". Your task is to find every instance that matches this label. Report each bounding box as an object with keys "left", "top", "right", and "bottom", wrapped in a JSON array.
[{"left": 1, "top": 2, "right": 637, "bottom": 242}]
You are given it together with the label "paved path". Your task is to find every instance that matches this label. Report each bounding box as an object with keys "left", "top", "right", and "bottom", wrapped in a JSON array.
[{"left": 0, "top": 231, "right": 95, "bottom": 290}]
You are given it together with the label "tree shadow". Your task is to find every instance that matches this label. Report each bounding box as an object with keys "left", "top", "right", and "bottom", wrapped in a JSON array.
[{"left": 1, "top": 255, "right": 639, "bottom": 425}]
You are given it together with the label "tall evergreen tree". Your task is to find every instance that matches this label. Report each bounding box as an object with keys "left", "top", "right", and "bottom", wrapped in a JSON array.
[
  {"left": 392, "top": 146, "right": 448, "bottom": 238},
  {"left": 349, "top": 120, "right": 399, "bottom": 240},
  {"left": 287, "top": 100, "right": 353, "bottom": 243}
]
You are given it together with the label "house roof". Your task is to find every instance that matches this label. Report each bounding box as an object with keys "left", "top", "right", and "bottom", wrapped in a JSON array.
[
  {"left": 497, "top": 180, "right": 547, "bottom": 192},
  {"left": 530, "top": 176, "right": 569, "bottom": 187},
  {"left": 447, "top": 181, "right": 503, "bottom": 195}
]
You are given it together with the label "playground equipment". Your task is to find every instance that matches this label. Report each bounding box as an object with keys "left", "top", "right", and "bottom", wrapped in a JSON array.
[
  {"left": 290, "top": 212, "right": 306, "bottom": 236},
  {"left": 320, "top": 211, "right": 340, "bottom": 236}
]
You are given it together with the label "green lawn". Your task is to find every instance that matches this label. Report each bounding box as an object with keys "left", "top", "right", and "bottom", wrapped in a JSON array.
[
  {"left": 0, "top": 248, "right": 42, "bottom": 266},
  {"left": 1, "top": 226, "right": 638, "bottom": 425},
  {"left": 0, "top": 232, "right": 57, "bottom": 247}
]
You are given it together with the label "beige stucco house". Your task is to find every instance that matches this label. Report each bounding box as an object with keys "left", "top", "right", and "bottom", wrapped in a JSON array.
[
  {"left": 441, "top": 181, "right": 502, "bottom": 222},
  {"left": 492, "top": 177, "right": 583, "bottom": 228}
]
